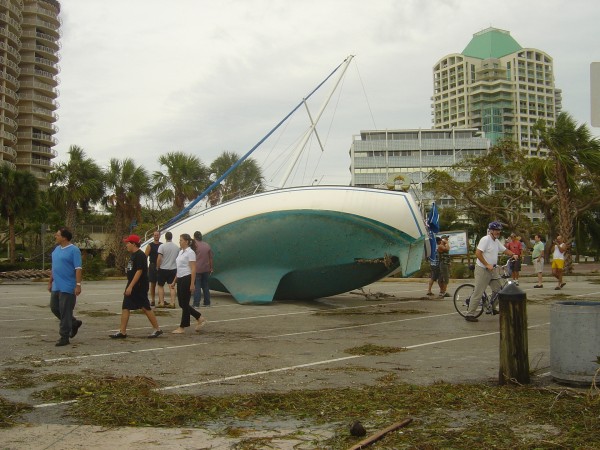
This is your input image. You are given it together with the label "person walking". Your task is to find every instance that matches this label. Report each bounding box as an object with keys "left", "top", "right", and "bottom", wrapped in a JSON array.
[
  {"left": 505, "top": 233, "right": 523, "bottom": 285},
  {"left": 110, "top": 235, "right": 163, "bottom": 339},
  {"left": 145, "top": 230, "right": 162, "bottom": 306},
  {"left": 531, "top": 234, "right": 545, "bottom": 288},
  {"left": 48, "top": 227, "right": 83, "bottom": 347},
  {"left": 551, "top": 235, "right": 568, "bottom": 290},
  {"left": 171, "top": 233, "right": 206, "bottom": 334},
  {"left": 156, "top": 231, "right": 179, "bottom": 308},
  {"left": 465, "top": 221, "right": 517, "bottom": 322},
  {"left": 193, "top": 231, "right": 214, "bottom": 307},
  {"left": 438, "top": 235, "right": 451, "bottom": 298}
]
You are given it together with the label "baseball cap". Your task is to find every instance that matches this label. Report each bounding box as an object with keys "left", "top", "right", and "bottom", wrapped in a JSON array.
[
  {"left": 122, "top": 234, "right": 141, "bottom": 244},
  {"left": 441, "top": 234, "right": 449, "bottom": 239}
]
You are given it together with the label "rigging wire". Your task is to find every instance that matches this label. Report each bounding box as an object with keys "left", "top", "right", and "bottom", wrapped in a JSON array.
[{"left": 354, "top": 60, "right": 377, "bottom": 129}]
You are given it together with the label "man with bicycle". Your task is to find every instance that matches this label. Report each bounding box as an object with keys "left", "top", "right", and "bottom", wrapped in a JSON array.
[{"left": 465, "top": 221, "right": 517, "bottom": 322}]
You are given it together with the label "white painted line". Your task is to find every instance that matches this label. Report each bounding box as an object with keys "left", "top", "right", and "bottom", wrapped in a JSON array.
[{"left": 156, "top": 355, "right": 363, "bottom": 391}]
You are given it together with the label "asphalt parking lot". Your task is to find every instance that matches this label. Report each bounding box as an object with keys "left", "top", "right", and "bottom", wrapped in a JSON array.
[{"left": 1, "top": 273, "right": 599, "bottom": 448}]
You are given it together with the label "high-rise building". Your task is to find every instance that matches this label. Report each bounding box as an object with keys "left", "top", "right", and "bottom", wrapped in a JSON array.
[
  {"left": 1, "top": 0, "right": 60, "bottom": 188},
  {"left": 432, "top": 27, "right": 561, "bottom": 153}
]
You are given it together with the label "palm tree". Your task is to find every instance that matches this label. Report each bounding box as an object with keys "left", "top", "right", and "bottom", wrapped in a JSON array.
[
  {"left": 534, "top": 112, "right": 600, "bottom": 270},
  {"left": 152, "top": 152, "right": 209, "bottom": 213},
  {"left": 48, "top": 145, "right": 104, "bottom": 230},
  {"left": 103, "top": 158, "right": 150, "bottom": 271},
  {"left": 208, "top": 151, "right": 265, "bottom": 206},
  {"left": 0, "top": 165, "right": 39, "bottom": 263}
]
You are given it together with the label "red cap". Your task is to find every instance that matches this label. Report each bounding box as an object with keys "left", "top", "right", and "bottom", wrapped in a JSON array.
[{"left": 122, "top": 234, "right": 141, "bottom": 244}]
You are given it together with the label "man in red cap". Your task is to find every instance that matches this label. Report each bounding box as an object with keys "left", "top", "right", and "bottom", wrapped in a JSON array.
[{"left": 110, "top": 235, "right": 163, "bottom": 338}]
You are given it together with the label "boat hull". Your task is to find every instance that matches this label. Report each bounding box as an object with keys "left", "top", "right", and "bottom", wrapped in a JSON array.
[{"left": 162, "top": 186, "right": 426, "bottom": 304}]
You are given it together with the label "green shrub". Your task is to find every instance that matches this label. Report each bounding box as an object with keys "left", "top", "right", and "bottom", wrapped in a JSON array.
[
  {"left": 450, "top": 262, "right": 471, "bottom": 279},
  {"left": 82, "top": 257, "right": 106, "bottom": 281}
]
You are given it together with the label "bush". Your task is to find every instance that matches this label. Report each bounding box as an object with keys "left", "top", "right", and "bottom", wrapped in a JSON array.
[
  {"left": 450, "top": 262, "right": 471, "bottom": 279},
  {"left": 82, "top": 257, "right": 106, "bottom": 281}
]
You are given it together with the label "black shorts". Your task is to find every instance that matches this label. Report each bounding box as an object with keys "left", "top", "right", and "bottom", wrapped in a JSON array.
[
  {"left": 122, "top": 292, "right": 152, "bottom": 311},
  {"left": 157, "top": 268, "right": 177, "bottom": 286},
  {"left": 148, "top": 263, "right": 158, "bottom": 283},
  {"left": 510, "top": 258, "right": 522, "bottom": 272}
]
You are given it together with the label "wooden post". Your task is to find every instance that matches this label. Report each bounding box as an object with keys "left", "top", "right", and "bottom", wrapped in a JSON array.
[{"left": 498, "top": 283, "right": 530, "bottom": 385}]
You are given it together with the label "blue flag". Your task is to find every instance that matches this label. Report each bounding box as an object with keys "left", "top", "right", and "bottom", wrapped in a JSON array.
[{"left": 426, "top": 202, "right": 440, "bottom": 262}]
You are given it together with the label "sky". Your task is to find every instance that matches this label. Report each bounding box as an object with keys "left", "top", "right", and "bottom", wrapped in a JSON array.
[{"left": 54, "top": 0, "right": 600, "bottom": 188}]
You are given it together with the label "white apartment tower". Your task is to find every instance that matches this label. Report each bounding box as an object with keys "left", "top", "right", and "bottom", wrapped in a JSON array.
[
  {"left": 432, "top": 27, "right": 562, "bottom": 153},
  {"left": 0, "top": 0, "right": 61, "bottom": 188}
]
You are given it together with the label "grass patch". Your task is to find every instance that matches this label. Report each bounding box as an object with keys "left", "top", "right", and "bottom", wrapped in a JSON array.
[
  {"left": 79, "top": 310, "right": 118, "bottom": 318},
  {"left": 345, "top": 344, "right": 407, "bottom": 356},
  {"left": 0, "top": 397, "right": 32, "bottom": 428},
  {"left": 0, "top": 368, "right": 36, "bottom": 389},
  {"left": 23, "top": 374, "right": 598, "bottom": 448}
]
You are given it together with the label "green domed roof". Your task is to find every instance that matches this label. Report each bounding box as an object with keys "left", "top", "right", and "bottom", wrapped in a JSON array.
[{"left": 462, "top": 27, "right": 522, "bottom": 59}]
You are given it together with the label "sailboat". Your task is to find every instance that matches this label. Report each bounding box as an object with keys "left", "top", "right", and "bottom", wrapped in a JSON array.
[{"left": 155, "top": 56, "right": 428, "bottom": 304}]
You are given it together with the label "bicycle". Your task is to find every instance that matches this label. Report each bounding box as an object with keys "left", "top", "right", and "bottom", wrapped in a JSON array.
[{"left": 453, "top": 262, "right": 511, "bottom": 318}]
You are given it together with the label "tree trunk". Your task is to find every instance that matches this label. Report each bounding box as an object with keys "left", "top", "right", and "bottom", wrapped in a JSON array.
[
  {"left": 65, "top": 204, "right": 77, "bottom": 231},
  {"left": 555, "top": 165, "right": 575, "bottom": 274},
  {"left": 8, "top": 214, "right": 16, "bottom": 263}
]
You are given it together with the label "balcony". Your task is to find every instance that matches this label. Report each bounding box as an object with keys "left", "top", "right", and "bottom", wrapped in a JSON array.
[
  {"left": 16, "top": 157, "right": 55, "bottom": 168},
  {"left": 0, "top": 11, "right": 22, "bottom": 32},
  {"left": 0, "top": 115, "right": 18, "bottom": 129},
  {"left": 18, "top": 106, "right": 59, "bottom": 121},
  {"left": 0, "top": 100, "right": 18, "bottom": 115},
  {"left": 17, "top": 131, "right": 58, "bottom": 145},
  {"left": 0, "top": 55, "right": 20, "bottom": 75},
  {"left": 1, "top": 145, "right": 17, "bottom": 159},
  {"left": 23, "top": 4, "right": 61, "bottom": 26},
  {"left": 19, "top": 145, "right": 58, "bottom": 157},
  {"left": 16, "top": 118, "right": 58, "bottom": 133},
  {"left": 18, "top": 79, "right": 58, "bottom": 96},
  {"left": 0, "top": 129, "right": 17, "bottom": 143},
  {"left": 0, "top": 0, "right": 23, "bottom": 19},
  {"left": 20, "top": 30, "right": 61, "bottom": 48},
  {"left": 21, "top": 17, "right": 61, "bottom": 36},
  {"left": 0, "top": 26, "right": 21, "bottom": 46}
]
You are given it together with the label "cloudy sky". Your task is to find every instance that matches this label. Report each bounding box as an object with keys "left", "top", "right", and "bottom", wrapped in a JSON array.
[{"left": 55, "top": 0, "right": 599, "bottom": 187}]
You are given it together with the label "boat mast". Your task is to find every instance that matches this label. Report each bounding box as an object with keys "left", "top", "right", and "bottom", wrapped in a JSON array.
[
  {"left": 160, "top": 56, "right": 354, "bottom": 230},
  {"left": 278, "top": 55, "right": 354, "bottom": 188}
]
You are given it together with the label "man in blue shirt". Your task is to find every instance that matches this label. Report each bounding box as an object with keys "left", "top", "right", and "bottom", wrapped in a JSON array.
[{"left": 47, "top": 227, "right": 83, "bottom": 346}]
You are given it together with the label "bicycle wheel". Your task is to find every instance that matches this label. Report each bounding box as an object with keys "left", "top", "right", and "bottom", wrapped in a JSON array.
[{"left": 453, "top": 283, "right": 485, "bottom": 318}]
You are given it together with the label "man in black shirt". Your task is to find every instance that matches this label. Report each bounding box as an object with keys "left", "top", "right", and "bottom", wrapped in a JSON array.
[{"left": 110, "top": 235, "right": 163, "bottom": 338}]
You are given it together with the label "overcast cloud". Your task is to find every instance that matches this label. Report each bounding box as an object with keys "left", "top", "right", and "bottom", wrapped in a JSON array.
[{"left": 55, "top": 0, "right": 599, "bottom": 187}]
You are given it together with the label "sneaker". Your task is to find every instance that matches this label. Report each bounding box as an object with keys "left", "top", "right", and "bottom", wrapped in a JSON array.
[
  {"left": 560, "top": 282, "right": 566, "bottom": 288},
  {"left": 465, "top": 316, "right": 478, "bottom": 322},
  {"left": 55, "top": 337, "right": 70, "bottom": 346},
  {"left": 109, "top": 332, "right": 127, "bottom": 339},
  {"left": 554, "top": 286, "right": 561, "bottom": 290},
  {"left": 534, "top": 285, "right": 543, "bottom": 288},
  {"left": 443, "top": 292, "right": 450, "bottom": 298},
  {"left": 148, "top": 329, "right": 163, "bottom": 338},
  {"left": 514, "top": 281, "right": 519, "bottom": 286},
  {"left": 426, "top": 292, "right": 434, "bottom": 296},
  {"left": 195, "top": 317, "right": 207, "bottom": 331},
  {"left": 203, "top": 303, "right": 211, "bottom": 307},
  {"left": 70, "top": 319, "right": 82, "bottom": 338},
  {"left": 492, "top": 309, "right": 500, "bottom": 315}
]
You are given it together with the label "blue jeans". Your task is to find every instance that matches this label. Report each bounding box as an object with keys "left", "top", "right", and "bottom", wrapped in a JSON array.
[
  {"left": 50, "top": 291, "right": 76, "bottom": 339},
  {"left": 193, "top": 272, "right": 211, "bottom": 307}
]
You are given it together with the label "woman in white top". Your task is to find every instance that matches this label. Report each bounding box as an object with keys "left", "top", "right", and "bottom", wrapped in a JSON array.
[{"left": 170, "top": 234, "right": 206, "bottom": 334}]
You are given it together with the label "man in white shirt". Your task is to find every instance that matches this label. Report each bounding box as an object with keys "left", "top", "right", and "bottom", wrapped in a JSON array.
[
  {"left": 465, "top": 221, "right": 516, "bottom": 322},
  {"left": 156, "top": 231, "right": 179, "bottom": 307}
]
